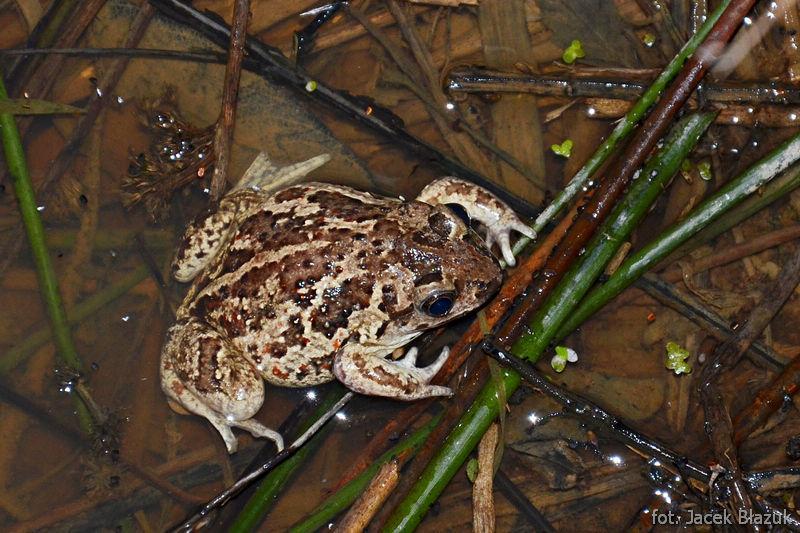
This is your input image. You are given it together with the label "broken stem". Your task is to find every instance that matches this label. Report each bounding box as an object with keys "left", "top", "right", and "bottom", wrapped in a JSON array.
[{"left": 209, "top": 0, "right": 249, "bottom": 201}]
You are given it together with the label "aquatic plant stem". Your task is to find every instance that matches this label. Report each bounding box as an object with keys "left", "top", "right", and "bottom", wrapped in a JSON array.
[
  {"left": 227, "top": 386, "right": 350, "bottom": 532},
  {"left": 511, "top": 0, "right": 732, "bottom": 255},
  {"left": 0, "top": 73, "right": 93, "bottom": 434},
  {"left": 501, "top": 0, "right": 755, "bottom": 344},
  {"left": 555, "top": 132, "right": 800, "bottom": 341},
  {"left": 1, "top": 266, "right": 151, "bottom": 374},
  {"left": 384, "top": 130, "right": 800, "bottom": 531},
  {"left": 516, "top": 112, "right": 715, "bottom": 358},
  {"left": 663, "top": 163, "right": 800, "bottom": 267},
  {"left": 381, "top": 108, "right": 710, "bottom": 533},
  {"left": 177, "top": 391, "right": 354, "bottom": 532},
  {"left": 290, "top": 413, "right": 441, "bottom": 533}
]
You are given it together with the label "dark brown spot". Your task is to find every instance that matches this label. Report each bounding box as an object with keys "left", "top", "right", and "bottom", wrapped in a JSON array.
[
  {"left": 428, "top": 211, "right": 457, "bottom": 238},
  {"left": 413, "top": 271, "right": 443, "bottom": 287}
]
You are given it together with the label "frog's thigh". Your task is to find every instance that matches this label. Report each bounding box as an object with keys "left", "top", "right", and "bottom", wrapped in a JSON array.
[
  {"left": 160, "top": 318, "right": 283, "bottom": 453},
  {"left": 416, "top": 177, "right": 535, "bottom": 265},
  {"left": 171, "top": 203, "right": 238, "bottom": 282},
  {"left": 333, "top": 344, "right": 452, "bottom": 400}
]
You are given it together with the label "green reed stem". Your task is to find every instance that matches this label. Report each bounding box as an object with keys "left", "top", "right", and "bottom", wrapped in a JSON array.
[
  {"left": 555, "top": 131, "right": 800, "bottom": 340},
  {"left": 511, "top": 0, "right": 731, "bottom": 256},
  {"left": 229, "top": 384, "right": 349, "bottom": 532},
  {"left": 513, "top": 112, "right": 715, "bottom": 357},
  {"left": 290, "top": 413, "right": 442, "bottom": 533},
  {"left": 382, "top": 109, "right": 712, "bottom": 533},
  {"left": 0, "top": 72, "right": 93, "bottom": 434},
  {"left": 661, "top": 163, "right": 800, "bottom": 267}
]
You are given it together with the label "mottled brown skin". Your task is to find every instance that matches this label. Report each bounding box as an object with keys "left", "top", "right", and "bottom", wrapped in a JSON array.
[
  {"left": 179, "top": 184, "right": 501, "bottom": 387},
  {"left": 160, "top": 174, "right": 529, "bottom": 453}
]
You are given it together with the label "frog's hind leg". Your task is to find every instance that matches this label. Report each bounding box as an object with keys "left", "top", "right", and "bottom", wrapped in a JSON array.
[
  {"left": 160, "top": 318, "right": 284, "bottom": 453},
  {"left": 171, "top": 202, "right": 239, "bottom": 283},
  {"left": 333, "top": 344, "right": 452, "bottom": 400},
  {"left": 232, "top": 152, "right": 331, "bottom": 194},
  {"left": 417, "top": 177, "right": 536, "bottom": 266}
]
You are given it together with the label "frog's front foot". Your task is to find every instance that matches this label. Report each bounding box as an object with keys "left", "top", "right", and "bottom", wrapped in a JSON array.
[
  {"left": 416, "top": 177, "right": 536, "bottom": 266},
  {"left": 333, "top": 345, "right": 452, "bottom": 400},
  {"left": 160, "top": 319, "right": 284, "bottom": 453},
  {"left": 482, "top": 218, "right": 537, "bottom": 266}
]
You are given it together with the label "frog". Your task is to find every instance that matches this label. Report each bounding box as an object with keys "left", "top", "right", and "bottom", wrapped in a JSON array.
[{"left": 160, "top": 153, "right": 535, "bottom": 453}]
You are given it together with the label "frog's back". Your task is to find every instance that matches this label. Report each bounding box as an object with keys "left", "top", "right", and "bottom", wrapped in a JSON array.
[{"left": 185, "top": 182, "right": 422, "bottom": 386}]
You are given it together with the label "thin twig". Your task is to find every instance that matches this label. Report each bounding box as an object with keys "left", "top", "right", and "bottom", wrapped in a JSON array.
[
  {"left": 636, "top": 274, "right": 786, "bottom": 369},
  {"left": 210, "top": 0, "right": 249, "bottom": 202},
  {"left": 446, "top": 68, "right": 800, "bottom": 105},
  {"left": 0, "top": 47, "right": 226, "bottom": 63},
  {"left": 494, "top": 469, "right": 556, "bottom": 533},
  {"left": 172, "top": 392, "right": 354, "bottom": 532},
  {"left": 1, "top": 266, "right": 151, "bottom": 375},
  {"left": 662, "top": 224, "right": 800, "bottom": 284},
  {"left": 482, "top": 340, "right": 713, "bottom": 485},
  {"left": 733, "top": 349, "right": 800, "bottom": 443},
  {"left": 699, "top": 244, "right": 800, "bottom": 519}
]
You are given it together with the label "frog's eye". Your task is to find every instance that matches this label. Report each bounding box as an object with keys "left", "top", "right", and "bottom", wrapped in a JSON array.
[{"left": 420, "top": 291, "right": 457, "bottom": 317}]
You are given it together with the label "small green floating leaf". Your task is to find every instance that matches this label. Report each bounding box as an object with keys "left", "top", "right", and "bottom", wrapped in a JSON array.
[
  {"left": 665, "top": 341, "right": 692, "bottom": 375},
  {"left": 642, "top": 32, "right": 656, "bottom": 48},
  {"left": 551, "top": 345, "right": 578, "bottom": 373},
  {"left": 551, "top": 139, "right": 573, "bottom": 158},
  {"left": 0, "top": 99, "right": 85, "bottom": 115},
  {"left": 466, "top": 458, "right": 478, "bottom": 483},
  {"left": 562, "top": 39, "right": 585, "bottom": 64}
]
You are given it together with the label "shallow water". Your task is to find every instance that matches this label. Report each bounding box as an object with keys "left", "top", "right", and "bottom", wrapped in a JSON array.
[{"left": 2, "top": 1, "right": 800, "bottom": 531}]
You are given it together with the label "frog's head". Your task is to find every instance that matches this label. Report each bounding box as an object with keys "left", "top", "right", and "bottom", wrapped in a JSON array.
[{"left": 399, "top": 204, "right": 503, "bottom": 331}]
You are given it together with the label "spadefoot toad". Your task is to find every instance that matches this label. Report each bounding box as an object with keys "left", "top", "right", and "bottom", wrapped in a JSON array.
[{"left": 160, "top": 155, "right": 533, "bottom": 452}]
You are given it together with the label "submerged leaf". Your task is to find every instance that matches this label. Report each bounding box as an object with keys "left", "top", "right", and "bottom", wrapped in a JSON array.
[
  {"left": 665, "top": 341, "right": 692, "bottom": 374},
  {"left": 0, "top": 98, "right": 85, "bottom": 115}
]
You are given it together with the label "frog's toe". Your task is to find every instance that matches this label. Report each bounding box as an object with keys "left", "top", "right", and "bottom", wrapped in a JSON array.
[
  {"left": 233, "top": 419, "right": 284, "bottom": 451},
  {"left": 334, "top": 345, "right": 453, "bottom": 400},
  {"left": 485, "top": 222, "right": 535, "bottom": 267},
  {"left": 208, "top": 416, "right": 241, "bottom": 454},
  {"left": 418, "top": 345, "right": 450, "bottom": 381},
  {"left": 397, "top": 346, "right": 419, "bottom": 367}
]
